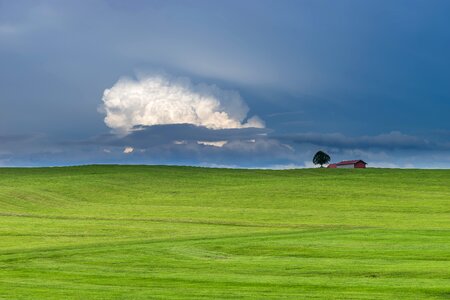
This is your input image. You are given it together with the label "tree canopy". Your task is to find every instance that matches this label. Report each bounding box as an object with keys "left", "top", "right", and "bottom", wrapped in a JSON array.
[{"left": 313, "top": 151, "right": 331, "bottom": 168}]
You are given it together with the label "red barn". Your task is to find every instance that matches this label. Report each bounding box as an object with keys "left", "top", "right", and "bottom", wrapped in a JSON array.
[{"left": 327, "top": 160, "right": 367, "bottom": 168}]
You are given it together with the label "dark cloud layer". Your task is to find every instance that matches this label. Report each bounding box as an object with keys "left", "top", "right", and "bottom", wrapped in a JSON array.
[
  {"left": 78, "top": 125, "right": 268, "bottom": 147},
  {"left": 281, "top": 131, "right": 449, "bottom": 151},
  {"left": 1, "top": 125, "right": 449, "bottom": 168}
]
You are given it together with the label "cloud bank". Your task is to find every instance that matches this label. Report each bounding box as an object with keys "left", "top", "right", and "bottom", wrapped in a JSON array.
[
  {"left": 282, "top": 131, "right": 436, "bottom": 151},
  {"left": 101, "top": 74, "right": 264, "bottom": 134}
]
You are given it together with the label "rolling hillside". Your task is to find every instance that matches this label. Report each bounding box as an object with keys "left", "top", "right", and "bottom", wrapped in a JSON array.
[{"left": 0, "top": 166, "right": 449, "bottom": 299}]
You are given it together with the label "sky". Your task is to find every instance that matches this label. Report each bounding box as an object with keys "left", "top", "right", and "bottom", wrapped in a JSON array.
[{"left": 1, "top": 0, "right": 449, "bottom": 168}]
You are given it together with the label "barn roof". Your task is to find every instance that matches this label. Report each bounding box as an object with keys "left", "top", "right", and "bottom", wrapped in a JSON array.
[{"left": 336, "top": 160, "right": 367, "bottom": 165}]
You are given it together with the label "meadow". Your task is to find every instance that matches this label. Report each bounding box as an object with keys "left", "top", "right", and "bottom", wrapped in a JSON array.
[{"left": 0, "top": 165, "right": 449, "bottom": 299}]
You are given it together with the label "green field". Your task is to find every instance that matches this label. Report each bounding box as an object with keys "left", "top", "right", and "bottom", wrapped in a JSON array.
[{"left": 0, "top": 166, "right": 449, "bottom": 299}]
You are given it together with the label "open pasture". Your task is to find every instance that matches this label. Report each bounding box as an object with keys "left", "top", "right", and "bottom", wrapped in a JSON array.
[{"left": 0, "top": 166, "right": 449, "bottom": 299}]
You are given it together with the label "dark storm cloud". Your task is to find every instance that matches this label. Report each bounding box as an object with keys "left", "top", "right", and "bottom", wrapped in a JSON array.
[
  {"left": 281, "top": 131, "right": 449, "bottom": 151},
  {"left": 47, "top": 124, "right": 296, "bottom": 167},
  {"left": 1, "top": 127, "right": 449, "bottom": 168},
  {"left": 1, "top": 125, "right": 289, "bottom": 168},
  {"left": 77, "top": 124, "right": 269, "bottom": 148}
]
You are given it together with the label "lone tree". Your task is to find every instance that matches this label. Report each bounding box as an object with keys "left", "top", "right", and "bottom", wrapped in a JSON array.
[{"left": 313, "top": 151, "right": 330, "bottom": 168}]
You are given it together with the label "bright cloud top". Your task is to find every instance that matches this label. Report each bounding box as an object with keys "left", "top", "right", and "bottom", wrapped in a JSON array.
[{"left": 101, "top": 75, "right": 264, "bottom": 134}]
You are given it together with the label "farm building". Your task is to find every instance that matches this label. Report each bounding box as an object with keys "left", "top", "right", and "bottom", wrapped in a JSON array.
[{"left": 327, "top": 160, "right": 367, "bottom": 169}]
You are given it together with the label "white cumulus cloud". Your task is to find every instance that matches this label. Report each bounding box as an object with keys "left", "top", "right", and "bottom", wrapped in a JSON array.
[
  {"left": 123, "top": 147, "right": 134, "bottom": 154},
  {"left": 197, "top": 140, "right": 228, "bottom": 147},
  {"left": 101, "top": 74, "right": 264, "bottom": 134}
]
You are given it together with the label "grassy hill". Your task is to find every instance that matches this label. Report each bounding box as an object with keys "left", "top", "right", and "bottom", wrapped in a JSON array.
[{"left": 0, "top": 165, "right": 449, "bottom": 299}]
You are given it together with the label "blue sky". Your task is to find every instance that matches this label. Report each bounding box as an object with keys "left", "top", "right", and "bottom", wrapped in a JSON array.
[{"left": 1, "top": 0, "right": 449, "bottom": 168}]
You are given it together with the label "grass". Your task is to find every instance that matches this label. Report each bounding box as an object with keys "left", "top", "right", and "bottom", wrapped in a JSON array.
[{"left": 0, "top": 165, "right": 449, "bottom": 299}]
